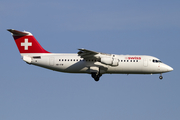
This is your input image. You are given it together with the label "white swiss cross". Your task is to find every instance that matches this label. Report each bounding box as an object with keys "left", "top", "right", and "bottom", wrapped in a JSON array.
[{"left": 21, "top": 39, "right": 32, "bottom": 50}]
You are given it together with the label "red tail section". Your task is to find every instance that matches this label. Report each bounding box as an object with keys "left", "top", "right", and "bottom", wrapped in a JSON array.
[{"left": 8, "top": 29, "right": 50, "bottom": 53}]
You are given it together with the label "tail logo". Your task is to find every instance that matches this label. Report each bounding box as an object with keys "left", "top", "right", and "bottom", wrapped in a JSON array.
[{"left": 21, "top": 39, "right": 32, "bottom": 50}]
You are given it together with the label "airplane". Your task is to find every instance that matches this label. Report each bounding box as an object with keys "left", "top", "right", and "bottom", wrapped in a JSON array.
[{"left": 7, "top": 29, "right": 173, "bottom": 81}]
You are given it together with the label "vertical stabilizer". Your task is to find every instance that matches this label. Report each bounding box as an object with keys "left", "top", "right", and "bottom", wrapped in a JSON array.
[{"left": 7, "top": 29, "right": 50, "bottom": 54}]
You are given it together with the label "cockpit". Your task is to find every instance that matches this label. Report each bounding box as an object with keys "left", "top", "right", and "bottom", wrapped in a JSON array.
[{"left": 152, "top": 59, "right": 162, "bottom": 63}]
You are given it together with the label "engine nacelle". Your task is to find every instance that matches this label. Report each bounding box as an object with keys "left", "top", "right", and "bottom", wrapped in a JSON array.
[
  {"left": 112, "top": 58, "right": 119, "bottom": 66},
  {"left": 100, "top": 57, "right": 119, "bottom": 66}
]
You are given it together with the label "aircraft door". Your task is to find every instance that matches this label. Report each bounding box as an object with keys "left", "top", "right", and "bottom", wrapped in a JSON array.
[{"left": 143, "top": 59, "right": 148, "bottom": 67}]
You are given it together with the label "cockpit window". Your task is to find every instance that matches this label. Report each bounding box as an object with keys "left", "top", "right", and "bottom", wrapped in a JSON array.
[{"left": 152, "top": 59, "right": 162, "bottom": 63}]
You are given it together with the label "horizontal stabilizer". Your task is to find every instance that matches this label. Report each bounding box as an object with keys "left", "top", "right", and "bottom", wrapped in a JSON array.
[{"left": 7, "top": 29, "right": 31, "bottom": 36}]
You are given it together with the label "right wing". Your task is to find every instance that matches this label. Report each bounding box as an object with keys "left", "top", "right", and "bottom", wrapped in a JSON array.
[
  {"left": 77, "top": 48, "right": 119, "bottom": 66},
  {"left": 78, "top": 48, "right": 111, "bottom": 59}
]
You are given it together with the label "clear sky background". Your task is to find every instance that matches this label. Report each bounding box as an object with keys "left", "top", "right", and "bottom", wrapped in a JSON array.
[{"left": 0, "top": 0, "right": 179, "bottom": 120}]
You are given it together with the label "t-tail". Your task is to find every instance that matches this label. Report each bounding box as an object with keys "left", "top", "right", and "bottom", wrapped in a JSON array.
[
  {"left": 7, "top": 29, "right": 50, "bottom": 54},
  {"left": 8, "top": 29, "right": 50, "bottom": 64}
]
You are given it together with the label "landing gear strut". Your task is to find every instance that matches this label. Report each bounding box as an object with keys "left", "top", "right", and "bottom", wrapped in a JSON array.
[
  {"left": 159, "top": 73, "right": 163, "bottom": 80},
  {"left": 91, "top": 72, "right": 102, "bottom": 81}
]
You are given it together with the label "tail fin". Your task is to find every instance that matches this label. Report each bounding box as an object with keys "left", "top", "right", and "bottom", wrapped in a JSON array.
[{"left": 7, "top": 29, "right": 50, "bottom": 54}]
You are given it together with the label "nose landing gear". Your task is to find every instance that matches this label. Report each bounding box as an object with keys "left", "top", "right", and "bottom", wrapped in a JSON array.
[{"left": 159, "top": 73, "right": 163, "bottom": 80}]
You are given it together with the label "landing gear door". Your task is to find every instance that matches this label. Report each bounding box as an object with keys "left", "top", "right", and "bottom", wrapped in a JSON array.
[{"left": 143, "top": 59, "right": 148, "bottom": 67}]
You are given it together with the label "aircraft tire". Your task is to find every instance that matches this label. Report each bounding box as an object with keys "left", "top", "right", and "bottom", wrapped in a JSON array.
[
  {"left": 159, "top": 76, "right": 163, "bottom": 80},
  {"left": 94, "top": 77, "right": 99, "bottom": 81},
  {"left": 91, "top": 73, "right": 100, "bottom": 81}
]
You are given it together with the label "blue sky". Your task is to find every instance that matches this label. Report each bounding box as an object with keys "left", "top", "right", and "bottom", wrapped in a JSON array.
[{"left": 0, "top": 0, "right": 180, "bottom": 120}]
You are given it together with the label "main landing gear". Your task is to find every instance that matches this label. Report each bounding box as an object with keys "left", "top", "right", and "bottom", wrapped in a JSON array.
[
  {"left": 91, "top": 72, "right": 102, "bottom": 81},
  {"left": 159, "top": 73, "right": 163, "bottom": 80}
]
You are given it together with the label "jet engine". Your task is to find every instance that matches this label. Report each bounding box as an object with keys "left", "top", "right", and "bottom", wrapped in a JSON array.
[{"left": 100, "top": 57, "right": 119, "bottom": 66}]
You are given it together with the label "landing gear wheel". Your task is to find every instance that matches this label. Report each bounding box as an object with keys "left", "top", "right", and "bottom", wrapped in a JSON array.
[
  {"left": 159, "top": 76, "right": 163, "bottom": 80},
  {"left": 94, "top": 77, "right": 99, "bottom": 81},
  {"left": 91, "top": 72, "right": 102, "bottom": 82},
  {"left": 91, "top": 73, "right": 96, "bottom": 79}
]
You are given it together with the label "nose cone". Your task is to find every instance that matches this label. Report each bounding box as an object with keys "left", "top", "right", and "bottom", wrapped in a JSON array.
[
  {"left": 167, "top": 66, "right": 173, "bottom": 72},
  {"left": 162, "top": 64, "right": 173, "bottom": 72}
]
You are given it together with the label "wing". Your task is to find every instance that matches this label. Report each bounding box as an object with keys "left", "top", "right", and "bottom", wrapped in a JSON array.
[
  {"left": 78, "top": 49, "right": 119, "bottom": 66},
  {"left": 77, "top": 48, "right": 111, "bottom": 59}
]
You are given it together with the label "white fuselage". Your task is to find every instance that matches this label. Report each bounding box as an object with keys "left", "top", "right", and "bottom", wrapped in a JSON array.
[
  {"left": 21, "top": 53, "right": 173, "bottom": 75},
  {"left": 8, "top": 29, "right": 173, "bottom": 81}
]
